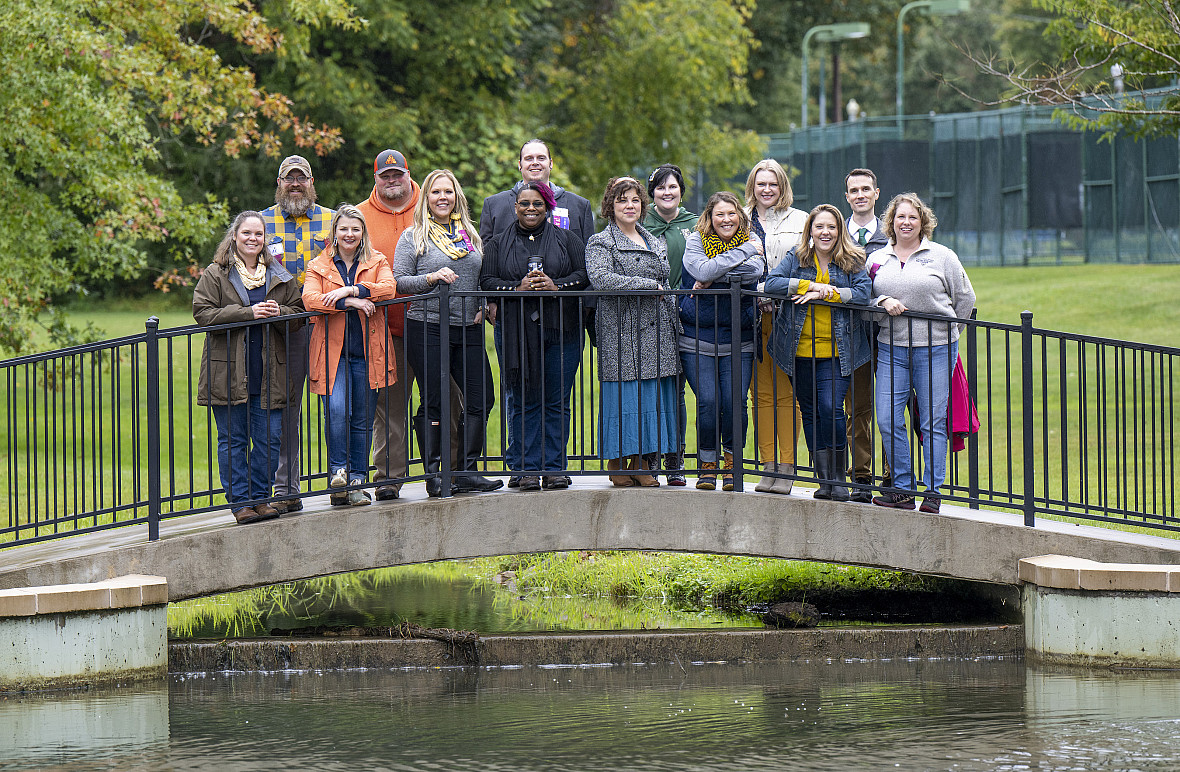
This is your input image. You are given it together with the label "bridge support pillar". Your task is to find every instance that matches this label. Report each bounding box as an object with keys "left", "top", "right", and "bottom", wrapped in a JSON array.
[
  {"left": 1020, "top": 555, "right": 1180, "bottom": 668},
  {"left": 0, "top": 576, "right": 168, "bottom": 692}
]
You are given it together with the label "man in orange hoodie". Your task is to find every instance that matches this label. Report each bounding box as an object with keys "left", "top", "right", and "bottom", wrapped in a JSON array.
[{"left": 357, "top": 149, "right": 420, "bottom": 500}]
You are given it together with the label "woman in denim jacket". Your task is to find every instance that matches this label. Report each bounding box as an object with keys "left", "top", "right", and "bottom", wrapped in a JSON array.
[{"left": 765, "top": 204, "right": 871, "bottom": 500}]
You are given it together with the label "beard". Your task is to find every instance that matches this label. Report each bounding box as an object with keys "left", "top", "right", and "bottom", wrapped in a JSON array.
[{"left": 275, "top": 182, "right": 317, "bottom": 217}]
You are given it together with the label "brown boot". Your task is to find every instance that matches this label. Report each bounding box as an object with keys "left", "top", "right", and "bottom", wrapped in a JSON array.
[
  {"left": 696, "top": 460, "right": 718, "bottom": 490},
  {"left": 607, "top": 458, "right": 635, "bottom": 487},
  {"left": 627, "top": 454, "right": 659, "bottom": 487},
  {"left": 722, "top": 451, "right": 735, "bottom": 491}
]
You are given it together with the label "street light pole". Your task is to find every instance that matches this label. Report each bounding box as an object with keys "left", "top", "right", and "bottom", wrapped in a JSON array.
[
  {"left": 896, "top": 0, "right": 970, "bottom": 132},
  {"left": 801, "top": 22, "right": 870, "bottom": 129}
]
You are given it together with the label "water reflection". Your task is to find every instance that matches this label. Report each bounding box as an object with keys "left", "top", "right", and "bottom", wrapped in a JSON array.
[{"left": 4, "top": 662, "right": 1180, "bottom": 770}]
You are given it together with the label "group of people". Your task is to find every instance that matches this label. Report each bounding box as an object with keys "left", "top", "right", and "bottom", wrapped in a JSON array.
[{"left": 192, "top": 141, "right": 975, "bottom": 525}]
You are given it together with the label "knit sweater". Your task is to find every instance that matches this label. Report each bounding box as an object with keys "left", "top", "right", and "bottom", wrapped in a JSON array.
[
  {"left": 392, "top": 228, "right": 485, "bottom": 327},
  {"left": 870, "top": 238, "right": 976, "bottom": 347}
]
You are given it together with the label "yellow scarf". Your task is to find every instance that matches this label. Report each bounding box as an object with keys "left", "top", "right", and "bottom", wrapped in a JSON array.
[
  {"left": 427, "top": 213, "right": 473, "bottom": 260},
  {"left": 234, "top": 256, "right": 267, "bottom": 290},
  {"left": 701, "top": 229, "right": 750, "bottom": 258}
]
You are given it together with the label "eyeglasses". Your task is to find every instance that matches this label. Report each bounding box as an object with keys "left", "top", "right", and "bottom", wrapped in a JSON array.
[
  {"left": 282, "top": 175, "right": 311, "bottom": 184},
  {"left": 516, "top": 201, "right": 546, "bottom": 210}
]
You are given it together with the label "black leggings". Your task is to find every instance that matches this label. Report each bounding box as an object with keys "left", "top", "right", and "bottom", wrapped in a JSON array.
[{"left": 404, "top": 319, "right": 495, "bottom": 423}]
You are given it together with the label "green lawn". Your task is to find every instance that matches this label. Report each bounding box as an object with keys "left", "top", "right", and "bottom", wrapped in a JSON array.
[{"left": 3, "top": 263, "right": 1179, "bottom": 545}]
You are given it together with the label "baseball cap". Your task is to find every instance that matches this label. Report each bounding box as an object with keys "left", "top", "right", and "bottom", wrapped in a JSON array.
[
  {"left": 374, "top": 149, "right": 409, "bottom": 174},
  {"left": 278, "top": 155, "right": 313, "bottom": 179}
]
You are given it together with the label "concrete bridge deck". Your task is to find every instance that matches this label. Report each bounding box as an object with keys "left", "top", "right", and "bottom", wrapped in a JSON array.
[{"left": 2, "top": 482, "right": 1179, "bottom": 601}]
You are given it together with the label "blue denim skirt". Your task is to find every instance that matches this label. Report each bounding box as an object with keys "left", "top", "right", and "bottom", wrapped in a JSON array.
[{"left": 598, "top": 376, "right": 680, "bottom": 458}]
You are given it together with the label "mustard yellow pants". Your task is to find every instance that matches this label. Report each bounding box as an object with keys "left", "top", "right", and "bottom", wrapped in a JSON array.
[{"left": 753, "top": 316, "right": 803, "bottom": 465}]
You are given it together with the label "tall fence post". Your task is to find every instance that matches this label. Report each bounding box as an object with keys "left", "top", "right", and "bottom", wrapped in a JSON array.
[
  {"left": 437, "top": 282, "right": 453, "bottom": 498},
  {"left": 967, "top": 308, "right": 979, "bottom": 509},
  {"left": 1021, "top": 310, "right": 1036, "bottom": 527},
  {"left": 730, "top": 284, "right": 745, "bottom": 492},
  {"left": 145, "top": 316, "right": 161, "bottom": 541}
]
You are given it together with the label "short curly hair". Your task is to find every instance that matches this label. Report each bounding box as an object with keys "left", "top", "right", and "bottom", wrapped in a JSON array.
[
  {"left": 882, "top": 192, "right": 938, "bottom": 244},
  {"left": 599, "top": 176, "right": 649, "bottom": 223}
]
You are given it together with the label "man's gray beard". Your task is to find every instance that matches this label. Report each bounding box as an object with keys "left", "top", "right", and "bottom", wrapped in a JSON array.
[{"left": 275, "top": 183, "right": 317, "bottom": 217}]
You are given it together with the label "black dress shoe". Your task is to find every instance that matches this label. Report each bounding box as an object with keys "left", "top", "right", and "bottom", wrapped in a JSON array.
[{"left": 452, "top": 474, "right": 504, "bottom": 493}]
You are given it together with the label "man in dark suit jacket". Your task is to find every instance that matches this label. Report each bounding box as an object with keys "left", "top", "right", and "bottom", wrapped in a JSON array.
[
  {"left": 478, "top": 139, "right": 595, "bottom": 245},
  {"left": 845, "top": 167, "right": 890, "bottom": 501}
]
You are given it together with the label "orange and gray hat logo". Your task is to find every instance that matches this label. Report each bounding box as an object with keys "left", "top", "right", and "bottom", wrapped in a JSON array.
[{"left": 374, "top": 150, "right": 408, "bottom": 174}]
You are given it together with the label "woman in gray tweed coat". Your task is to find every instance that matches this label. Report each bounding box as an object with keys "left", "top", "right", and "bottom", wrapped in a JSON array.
[{"left": 586, "top": 176, "right": 681, "bottom": 487}]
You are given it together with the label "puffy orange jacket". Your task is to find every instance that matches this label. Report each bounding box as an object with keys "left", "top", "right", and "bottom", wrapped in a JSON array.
[{"left": 303, "top": 248, "right": 398, "bottom": 395}]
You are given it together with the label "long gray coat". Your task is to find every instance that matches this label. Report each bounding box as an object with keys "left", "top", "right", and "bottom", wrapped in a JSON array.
[{"left": 586, "top": 222, "right": 681, "bottom": 382}]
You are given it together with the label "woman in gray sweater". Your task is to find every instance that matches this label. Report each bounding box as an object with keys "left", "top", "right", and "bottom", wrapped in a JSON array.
[
  {"left": 869, "top": 193, "right": 975, "bottom": 513},
  {"left": 393, "top": 169, "right": 502, "bottom": 496}
]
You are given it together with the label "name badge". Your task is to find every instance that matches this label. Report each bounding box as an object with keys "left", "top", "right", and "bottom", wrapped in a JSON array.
[
  {"left": 266, "top": 239, "right": 284, "bottom": 259},
  {"left": 552, "top": 207, "right": 570, "bottom": 230}
]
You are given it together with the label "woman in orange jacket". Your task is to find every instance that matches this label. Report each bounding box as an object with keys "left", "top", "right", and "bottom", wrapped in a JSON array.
[{"left": 303, "top": 204, "right": 398, "bottom": 505}]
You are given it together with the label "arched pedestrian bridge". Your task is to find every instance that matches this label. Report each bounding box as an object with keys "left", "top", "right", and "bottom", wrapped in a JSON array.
[{"left": 2, "top": 483, "right": 1179, "bottom": 601}]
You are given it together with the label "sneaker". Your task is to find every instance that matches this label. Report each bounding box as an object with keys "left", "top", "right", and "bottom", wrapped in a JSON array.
[
  {"left": 329, "top": 469, "right": 348, "bottom": 488},
  {"left": 919, "top": 496, "right": 942, "bottom": 513},
  {"left": 375, "top": 485, "right": 400, "bottom": 501},
  {"left": 664, "top": 452, "right": 687, "bottom": 486},
  {"left": 542, "top": 475, "right": 571, "bottom": 490},
  {"left": 348, "top": 489, "right": 372, "bottom": 506},
  {"left": 872, "top": 492, "right": 916, "bottom": 510},
  {"left": 518, "top": 476, "right": 542, "bottom": 491}
]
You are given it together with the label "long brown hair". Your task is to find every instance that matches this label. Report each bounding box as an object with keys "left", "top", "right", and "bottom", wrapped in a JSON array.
[
  {"left": 212, "top": 210, "right": 268, "bottom": 269},
  {"left": 795, "top": 204, "right": 865, "bottom": 273}
]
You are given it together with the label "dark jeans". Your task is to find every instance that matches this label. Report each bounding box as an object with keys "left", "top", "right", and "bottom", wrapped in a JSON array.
[
  {"left": 405, "top": 319, "right": 495, "bottom": 430},
  {"left": 681, "top": 350, "right": 754, "bottom": 463},
  {"left": 322, "top": 354, "right": 375, "bottom": 481},
  {"left": 791, "top": 356, "right": 850, "bottom": 451},
  {"left": 507, "top": 329, "right": 583, "bottom": 472},
  {"left": 212, "top": 396, "right": 282, "bottom": 505}
]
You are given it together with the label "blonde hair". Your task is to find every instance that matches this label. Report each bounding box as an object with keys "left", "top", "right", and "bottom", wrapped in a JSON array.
[
  {"left": 743, "top": 159, "right": 794, "bottom": 212},
  {"left": 213, "top": 211, "right": 269, "bottom": 269},
  {"left": 327, "top": 204, "right": 376, "bottom": 263},
  {"left": 412, "top": 169, "right": 481, "bottom": 256},
  {"left": 696, "top": 191, "right": 750, "bottom": 238},
  {"left": 795, "top": 204, "right": 865, "bottom": 274},
  {"left": 882, "top": 192, "right": 938, "bottom": 244}
]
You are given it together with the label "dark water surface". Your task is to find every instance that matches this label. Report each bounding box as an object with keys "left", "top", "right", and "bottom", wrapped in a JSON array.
[{"left": 4, "top": 659, "right": 1180, "bottom": 771}]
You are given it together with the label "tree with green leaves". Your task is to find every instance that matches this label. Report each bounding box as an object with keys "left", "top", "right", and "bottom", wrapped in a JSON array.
[
  {"left": 0, "top": 0, "right": 354, "bottom": 352},
  {"left": 967, "top": 0, "right": 1180, "bottom": 136}
]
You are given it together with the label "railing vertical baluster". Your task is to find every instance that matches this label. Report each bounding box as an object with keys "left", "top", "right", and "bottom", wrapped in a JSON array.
[
  {"left": 1021, "top": 310, "right": 1035, "bottom": 527},
  {"left": 438, "top": 282, "right": 452, "bottom": 497},
  {"left": 729, "top": 283, "right": 744, "bottom": 491},
  {"left": 145, "top": 317, "right": 161, "bottom": 542}
]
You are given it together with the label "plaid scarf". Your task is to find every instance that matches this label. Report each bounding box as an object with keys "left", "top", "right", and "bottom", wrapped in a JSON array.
[
  {"left": 427, "top": 213, "right": 474, "bottom": 260},
  {"left": 701, "top": 229, "right": 750, "bottom": 258}
]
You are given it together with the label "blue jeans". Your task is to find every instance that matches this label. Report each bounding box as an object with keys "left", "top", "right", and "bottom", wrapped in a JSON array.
[
  {"left": 791, "top": 356, "right": 849, "bottom": 451},
  {"left": 509, "top": 330, "right": 583, "bottom": 472},
  {"left": 681, "top": 350, "right": 754, "bottom": 463},
  {"left": 212, "top": 396, "right": 282, "bottom": 505},
  {"left": 493, "top": 322, "right": 518, "bottom": 471},
  {"left": 322, "top": 354, "right": 376, "bottom": 482},
  {"left": 876, "top": 341, "right": 957, "bottom": 494}
]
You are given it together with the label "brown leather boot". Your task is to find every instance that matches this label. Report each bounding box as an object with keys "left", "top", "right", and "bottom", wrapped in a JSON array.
[
  {"left": 722, "top": 451, "right": 735, "bottom": 491},
  {"left": 607, "top": 458, "right": 635, "bottom": 487},
  {"left": 627, "top": 454, "right": 659, "bottom": 487}
]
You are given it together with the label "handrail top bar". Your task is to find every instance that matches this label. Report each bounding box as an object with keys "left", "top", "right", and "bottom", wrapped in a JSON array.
[{"left": 0, "top": 332, "right": 150, "bottom": 368}]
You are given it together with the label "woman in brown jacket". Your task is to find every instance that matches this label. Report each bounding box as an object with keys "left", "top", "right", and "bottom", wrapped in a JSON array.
[
  {"left": 194, "top": 210, "right": 304, "bottom": 524},
  {"left": 303, "top": 204, "right": 398, "bottom": 505}
]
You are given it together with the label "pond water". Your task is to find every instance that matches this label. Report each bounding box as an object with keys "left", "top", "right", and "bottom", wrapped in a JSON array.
[{"left": 4, "top": 659, "right": 1180, "bottom": 771}]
